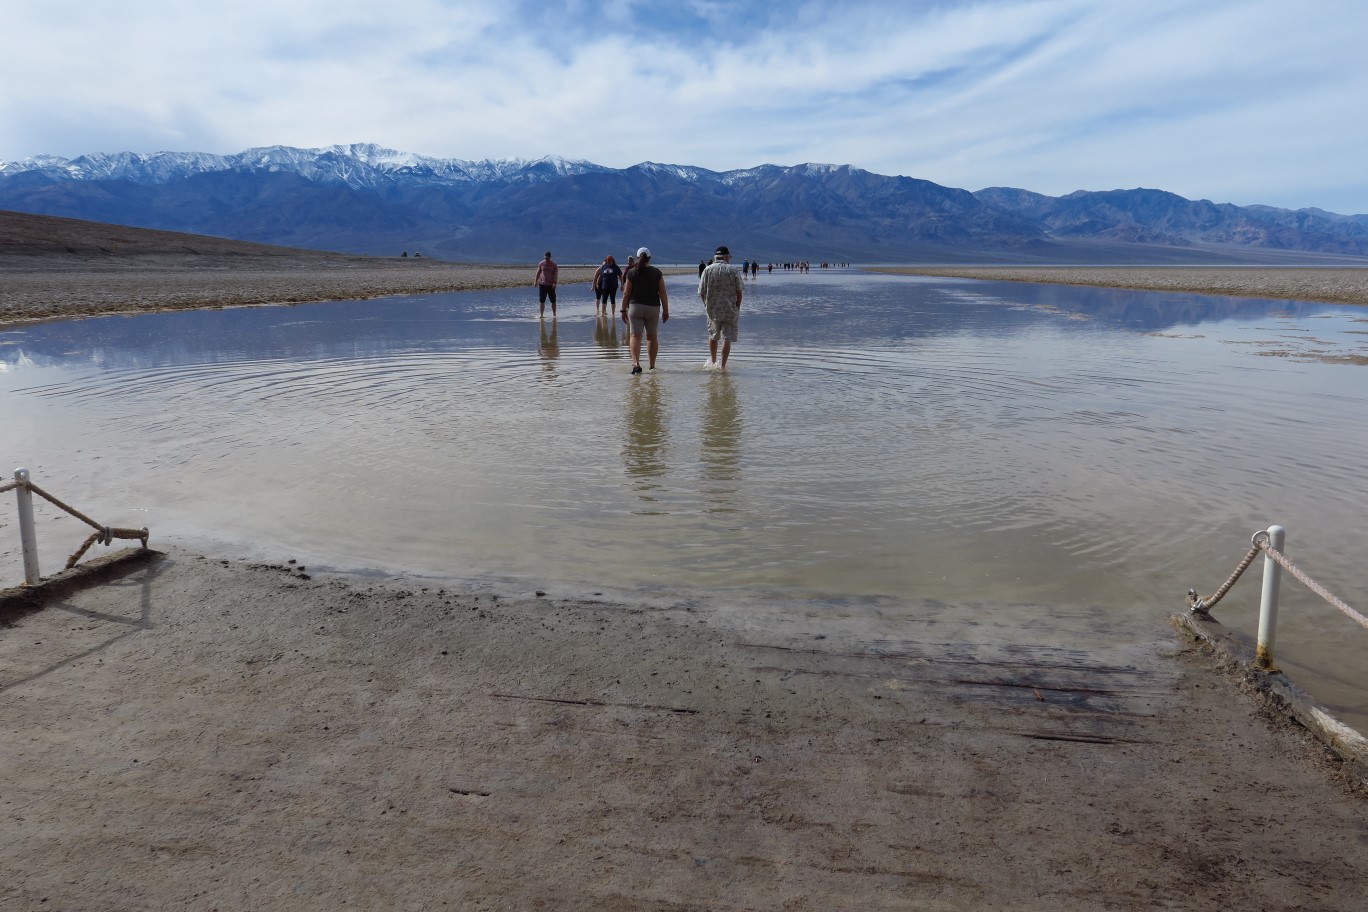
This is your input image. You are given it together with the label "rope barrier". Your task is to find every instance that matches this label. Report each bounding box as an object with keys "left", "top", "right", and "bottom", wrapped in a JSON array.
[
  {"left": 1255, "top": 539, "right": 1368, "bottom": 633},
  {"left": 1189, "top": 529, "right": 1366, "bottom": 640},
  {"left": 65, "top": 526, "right": 150, "bottom": 568},
  {"left": 1186, "top": 543, "right": 1262, "bottom": 615},
  {"left": 26, "top": 479, "right": 106, "bottom": 532},
  {"left": 6, "top": 470, "right": 150, "bottom": 578}
]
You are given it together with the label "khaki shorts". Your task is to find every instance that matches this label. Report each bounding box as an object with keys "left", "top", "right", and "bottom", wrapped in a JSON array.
[
  {"left": 707, "top": 315, "right": 739, "bottom": 342},
  {"left": 627, "top": 303, "right": 662, "bottom": 335}
]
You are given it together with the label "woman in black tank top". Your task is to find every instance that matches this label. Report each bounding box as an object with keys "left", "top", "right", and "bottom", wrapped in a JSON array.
[{"left": 620, "top": 247, "right": 670, "bottom": 373}]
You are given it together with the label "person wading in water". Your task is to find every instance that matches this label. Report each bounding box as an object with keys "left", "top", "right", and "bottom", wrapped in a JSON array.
[{"left": 620, "top": 246, "right": 669, "bottom": 374}]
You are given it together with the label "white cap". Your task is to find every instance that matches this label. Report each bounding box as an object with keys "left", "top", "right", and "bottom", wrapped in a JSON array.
[{"left": 636, "top": 246, "right": 651, "bottom": 258}]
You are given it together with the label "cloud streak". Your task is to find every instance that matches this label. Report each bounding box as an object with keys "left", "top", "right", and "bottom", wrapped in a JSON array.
[{"left": 4, "top": 0, "right": 1365, "bottom": 212}]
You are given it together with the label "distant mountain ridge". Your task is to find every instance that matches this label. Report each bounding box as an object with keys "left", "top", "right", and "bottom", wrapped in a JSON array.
[
  {"left": 3, "top": 144, "right": 1367, "bottom": 263},
  {"left": 0, "top": 143, "right": 608, "bottom": 188}
]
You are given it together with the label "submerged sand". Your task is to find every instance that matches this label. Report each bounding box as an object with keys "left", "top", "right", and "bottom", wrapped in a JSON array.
[{"left": 0, "top": 548, "right": 1364, "bottom": 910}]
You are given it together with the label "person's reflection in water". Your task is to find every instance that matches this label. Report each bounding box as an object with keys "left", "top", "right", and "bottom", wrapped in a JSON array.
[
  {"left": 593, "top": 313, "right": 623, "bottom": 356},
  {"left": 699, "top": 371, "right": 742, "bottom": 511},
  {"left": 622, "top": 373, "right": 668, "bottom": 502},
  {"left": 538, "top": 317, "right": 559, "bottom": 378}
]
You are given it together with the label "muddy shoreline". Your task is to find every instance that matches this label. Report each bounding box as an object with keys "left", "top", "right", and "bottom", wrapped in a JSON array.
[
  {"left": 872, "top": 265, "right": 1368, "bottom": 306},
  {"left": 0, "top": 260, "right": 611, "bottom": 327},
  {"left": 10, "top": 258, "right": 1368, "bottom": 331},
  {"left": 1, "top": 548, "right": 1364, "bottom": 909}
]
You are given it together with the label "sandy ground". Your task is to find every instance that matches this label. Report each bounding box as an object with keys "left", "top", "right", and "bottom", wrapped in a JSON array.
[
  {"left": 872, "top": 265, "right": 1368, "bottom": 307},
  {"left": 1, "top": 548, "right": 1364, "bottom": 910}
]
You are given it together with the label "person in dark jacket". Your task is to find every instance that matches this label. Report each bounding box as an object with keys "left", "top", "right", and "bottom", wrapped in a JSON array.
[{"left": 593, "top": 255, "right": 624, "bottom": 315}]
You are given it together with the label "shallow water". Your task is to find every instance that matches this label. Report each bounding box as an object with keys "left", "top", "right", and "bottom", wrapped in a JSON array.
[{"left": 3, "top": 269, "right": 1367, "bottom": 727}]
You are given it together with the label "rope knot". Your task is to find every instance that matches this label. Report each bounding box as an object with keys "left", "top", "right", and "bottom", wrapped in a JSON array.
[{"left": 1186, "top": 588, "right": 1211, "bottom": 617}]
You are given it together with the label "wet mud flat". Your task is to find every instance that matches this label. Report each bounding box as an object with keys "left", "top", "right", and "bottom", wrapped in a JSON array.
[
  {"left": 875, "top": 265, "right": 1368, "bottom": 307},
  {"left": 1, "top": 549, "right": 1363, "bottom": 910},
  {"left": 0, "top": 261, "right": 607, "bottom": 327},
  {"left": 0, "top": 261, "right": 698, "bottom": 327}
]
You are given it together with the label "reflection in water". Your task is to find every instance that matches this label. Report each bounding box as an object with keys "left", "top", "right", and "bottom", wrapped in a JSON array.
[
  {"left": 622, "top": 374, "right": 668, "bottom": 503},
  {"left": 593, "top": 314, "right": 623, "bottom": 354},
  {"left": 699, "top": 372, "right": 741, "bottom": 512},
  {"left": 538, "top": 318, "right": 559, "bottom": 377},
  {"left": 4, "top": 271, "right": 1368, "bottom": 730}
]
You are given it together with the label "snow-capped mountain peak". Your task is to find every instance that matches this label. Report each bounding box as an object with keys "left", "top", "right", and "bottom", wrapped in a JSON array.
[{"left": 0, "top": 144, "right": 609, "bottom": 189}]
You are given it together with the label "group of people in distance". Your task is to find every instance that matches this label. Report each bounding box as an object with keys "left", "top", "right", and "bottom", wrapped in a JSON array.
[
  {"left": 534, "top": 245, "right": 745, "bottom": 373},
  {"left": 702, "top": 257, "right": 761, "bottom": 277}
]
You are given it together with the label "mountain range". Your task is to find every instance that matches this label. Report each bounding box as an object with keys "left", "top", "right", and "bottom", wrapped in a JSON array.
[{"left": 3, "top": 143, "right": 1367, "bottom": 264}]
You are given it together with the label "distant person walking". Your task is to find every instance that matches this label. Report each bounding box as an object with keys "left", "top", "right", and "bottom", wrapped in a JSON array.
[
  {"left": 593, "top": 255, "right": 623, "bottom": 315},
  {"left": 698, "top": 245, "right": 743, "bottom": 369},
  {"left": 699, "top": 258, "right": 708, "bottom": 277},
  {"left": 534, "top": 251, "right": 559, "bottom": 318},
  {"left": 621, "top": 246, "right": 669, "bottom": 374}
]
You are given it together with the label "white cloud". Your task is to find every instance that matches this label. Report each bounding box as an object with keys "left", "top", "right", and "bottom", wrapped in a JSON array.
[{"left": 3, "top": 0, "right": 1366, "bottom": 212}]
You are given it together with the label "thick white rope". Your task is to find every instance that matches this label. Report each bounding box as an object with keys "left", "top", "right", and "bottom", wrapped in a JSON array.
[{"left": 1257, "top": 539, "right": 1368, "bottom": 632}]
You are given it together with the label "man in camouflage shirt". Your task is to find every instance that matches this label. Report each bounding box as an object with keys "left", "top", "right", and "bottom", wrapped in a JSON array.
[{"left": 698, "top": 245, "right": 744, "bottom": 369}]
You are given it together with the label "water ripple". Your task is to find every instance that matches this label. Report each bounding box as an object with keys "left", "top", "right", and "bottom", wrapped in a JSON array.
[{"left": 4, "top": 273, "right": 1367, "bottom": 732}]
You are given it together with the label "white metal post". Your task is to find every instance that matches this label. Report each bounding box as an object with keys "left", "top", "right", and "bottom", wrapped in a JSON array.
[
  {"left": 1255, "top": 524, "right": 1285, "bottom": 671},
  {"left": 14, "top": 467, "right": 42, "bottom": 585}
]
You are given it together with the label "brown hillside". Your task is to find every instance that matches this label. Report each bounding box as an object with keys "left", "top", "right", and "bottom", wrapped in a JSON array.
[{"left": 0, "top": 209, "right": 367, "bottom": 265}]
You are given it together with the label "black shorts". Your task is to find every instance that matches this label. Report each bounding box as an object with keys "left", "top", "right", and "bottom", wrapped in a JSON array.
[{"left": 538, "top": 284, "right": 557, "bottom": 305}]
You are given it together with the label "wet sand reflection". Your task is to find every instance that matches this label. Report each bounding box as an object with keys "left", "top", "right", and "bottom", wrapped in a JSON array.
[
  {"left": 593, "top": 314, "right": 623, "bottom": 354},
  {"left": 622, "top": 374, "right": 668, "bottom": 504},
  {"left": 700, "top": 372, "right": 741, "bottom": 512},
  {"left": 538, "top": 317, "right": 559, "bottom": 377}
]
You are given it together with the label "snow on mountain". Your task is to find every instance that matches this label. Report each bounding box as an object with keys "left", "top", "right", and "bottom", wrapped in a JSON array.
[
  {"left": 0, "top": 146, "right": 839, "bottom": 192},
  {"left": 634, "top": 162, "right": 719, "bottom": 181},
  {"left": 6, "top": 144, "right": 1366, "bottom": 260}
]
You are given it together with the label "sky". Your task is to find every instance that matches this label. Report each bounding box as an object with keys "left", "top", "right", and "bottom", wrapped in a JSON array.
[{"left": 4, "top": 0, "right": 1367, "bottom": 214}]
